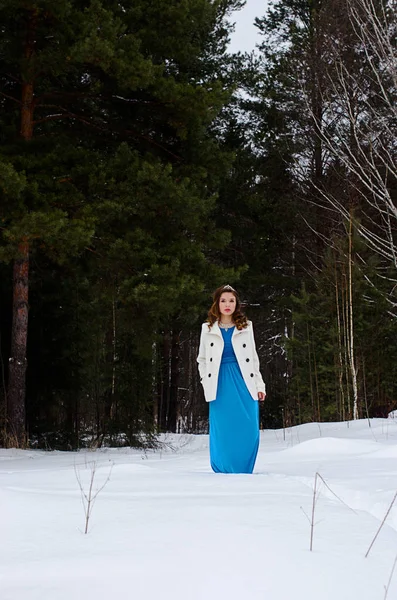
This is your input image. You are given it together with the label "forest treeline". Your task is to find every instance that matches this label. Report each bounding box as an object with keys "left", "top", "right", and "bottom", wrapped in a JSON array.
[{"left": 1, "top": 0, "right": 396, "bottom": 449}]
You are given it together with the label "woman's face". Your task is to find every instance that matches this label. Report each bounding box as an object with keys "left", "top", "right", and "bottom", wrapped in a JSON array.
[{"left": 219, "top": 292, "right": 236, "bottom": 317}]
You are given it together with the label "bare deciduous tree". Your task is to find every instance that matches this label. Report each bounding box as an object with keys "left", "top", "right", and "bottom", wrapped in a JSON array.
[{"left": 306, "top": 0, "right": 397, "bottom": 266}]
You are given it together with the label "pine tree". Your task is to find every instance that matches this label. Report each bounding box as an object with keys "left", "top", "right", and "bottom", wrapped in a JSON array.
[{"left": 0, "top": 0, "right": 244, "bottom": 445}]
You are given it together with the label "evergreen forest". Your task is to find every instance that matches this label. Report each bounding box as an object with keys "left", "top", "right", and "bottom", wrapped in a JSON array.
[{"left": 1, "top": 0, "right": 397, "bottom": 449}]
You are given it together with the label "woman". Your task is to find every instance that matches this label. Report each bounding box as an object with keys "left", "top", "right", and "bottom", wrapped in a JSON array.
[{"left": 197, "top": 285, "right": 266, "bottom": 474}]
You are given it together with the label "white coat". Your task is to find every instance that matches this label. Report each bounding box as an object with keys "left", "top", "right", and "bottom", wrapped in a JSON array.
[{"left": 197, "top": 320, "right": 266, "bottom": 402}]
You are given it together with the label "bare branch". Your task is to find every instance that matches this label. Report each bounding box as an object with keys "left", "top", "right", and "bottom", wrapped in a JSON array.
[{"left": 0, "top": 91, "right": 22, "bottom": 105}]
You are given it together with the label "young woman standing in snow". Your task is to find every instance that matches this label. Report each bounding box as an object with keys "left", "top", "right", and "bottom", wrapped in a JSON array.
[{"left": 197, "top": 285, "right": 266, "bottom": 473}]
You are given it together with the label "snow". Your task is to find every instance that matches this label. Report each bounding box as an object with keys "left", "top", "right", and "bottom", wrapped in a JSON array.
[{"left": 2, "top": 419, "right": 397, "bottom": 600}]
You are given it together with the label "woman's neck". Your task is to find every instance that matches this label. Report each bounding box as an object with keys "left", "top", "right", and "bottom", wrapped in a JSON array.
[{"left": 219, "top": 316, "right": 233, "bottom": 324}]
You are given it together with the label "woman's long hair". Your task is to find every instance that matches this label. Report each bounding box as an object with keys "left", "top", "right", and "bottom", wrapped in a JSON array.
[{"left": 207, "top": 285, "right": 248, "bottom": 330}]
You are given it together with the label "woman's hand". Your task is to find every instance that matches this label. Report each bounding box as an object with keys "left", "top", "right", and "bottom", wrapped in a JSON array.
[{"left": 258, "top": 392, "right": 266, "bottom": 402}]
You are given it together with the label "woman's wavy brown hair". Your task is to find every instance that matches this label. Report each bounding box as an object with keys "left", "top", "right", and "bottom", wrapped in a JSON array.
[{"left": 207, "top": 285, "right": 248, "bottom": 330}]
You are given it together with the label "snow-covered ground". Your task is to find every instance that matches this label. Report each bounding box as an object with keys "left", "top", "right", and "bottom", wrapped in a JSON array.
[{"left": 2, "top": 419, "right": 397, "bottom": 600}]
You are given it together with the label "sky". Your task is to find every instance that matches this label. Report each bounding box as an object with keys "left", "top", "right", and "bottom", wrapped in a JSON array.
[
  {"left": 2, "top": 418, "right": 397, "bottom": 600},
  {"left": 228, "top": 0, "right": 270, "bottom": 53}
]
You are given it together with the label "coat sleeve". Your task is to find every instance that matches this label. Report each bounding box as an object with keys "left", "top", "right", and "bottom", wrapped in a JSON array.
[
  {"left": 250, "top": 321, "right": 266, "bottom": 395},
  {"left": 197, "top": 324, "right": 207, "bottom": 383}
]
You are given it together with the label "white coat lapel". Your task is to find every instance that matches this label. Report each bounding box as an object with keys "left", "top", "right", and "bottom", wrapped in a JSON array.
[{"left": 209, "top": 321, "right": 223, "bottom": 338}]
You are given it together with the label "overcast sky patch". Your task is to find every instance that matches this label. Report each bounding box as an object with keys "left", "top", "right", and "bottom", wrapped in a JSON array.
[{"left": 228, "top": 0, "right": 269, "bottom": 53}]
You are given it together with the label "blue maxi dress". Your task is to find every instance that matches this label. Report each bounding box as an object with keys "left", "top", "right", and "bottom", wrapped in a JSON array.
[{"left": 209, "top": 327, "right": 259, "bottom": 474}]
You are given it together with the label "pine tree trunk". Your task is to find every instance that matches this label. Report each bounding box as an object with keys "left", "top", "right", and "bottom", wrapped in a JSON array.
[
  {"left": 168, "top": 329, "right": 180, "bottom": 433},
  {"left": 7, "top": 8, "right": 37, "bottom": 446},
  {"left": 152, "top": 341, "right": 159, "bottom": 429},
  {"left": 313, "top": 346, "right": 321, "bottom": 422},
  {"left": 307, "top": 324, "right": 316, "bottom": 421},
  {"left": 7, "top": 241, "right": 29, "bottom": 446},
  {"left": 103, "top": 297, "right": 117, "bottom": 431},
  {"left": 158, "top": 332, "right": 171, "bottom": 431}
]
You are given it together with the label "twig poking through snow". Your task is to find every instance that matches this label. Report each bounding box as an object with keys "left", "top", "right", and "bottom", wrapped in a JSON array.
[
  {"left": 384, "top": 553, "right": 397, "bottom": 600},
  {"left": 74, "top": 459, "right": 114, "bottom": 534},
  {"left": 309, "top": 473, "right": 320, "bottom": 551},
  {"left": 366, "top": 489, "right": 397, "bottom": 558},
  {"left": 316, "top": 473, "right": 357, "bottom": 514},
  {"left": 305, "top": 472, "right": 356, "bottom": 552}
]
